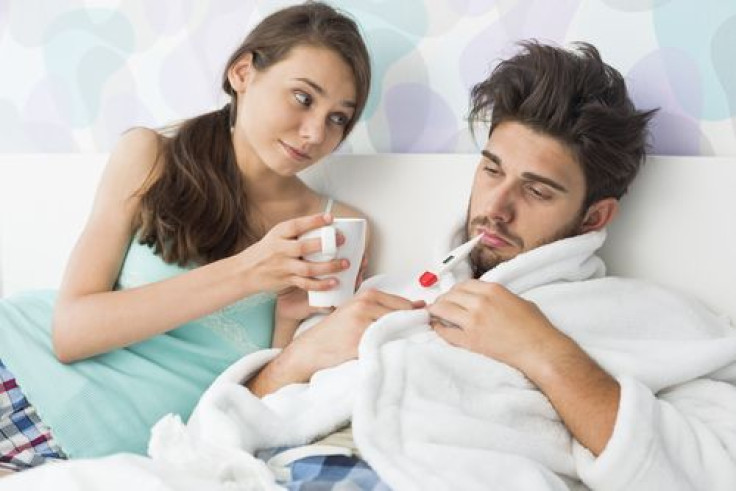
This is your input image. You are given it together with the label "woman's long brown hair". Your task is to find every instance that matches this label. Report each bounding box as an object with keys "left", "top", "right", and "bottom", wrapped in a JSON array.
[{"left": 134, "top": 2, "right": 371, "bottom": 266}]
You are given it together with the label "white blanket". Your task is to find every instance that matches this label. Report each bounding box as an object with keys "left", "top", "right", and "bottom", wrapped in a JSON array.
[
  {"left": 0, "top": 452, "right": 279, "bottom": 491},
  {"left": 150, "top": 230, "right": 736, "bottom": 490},
  {"left": 3, "top": 230, "right": 735, "bottom": 490}
]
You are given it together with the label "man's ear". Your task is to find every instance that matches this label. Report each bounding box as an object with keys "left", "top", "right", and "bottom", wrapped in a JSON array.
[
  {"left": 580, "top": 197, "right": 619, "bottom": 233},
  {"left": 227, "top": 53, "right": 255, "bottom": 93}
]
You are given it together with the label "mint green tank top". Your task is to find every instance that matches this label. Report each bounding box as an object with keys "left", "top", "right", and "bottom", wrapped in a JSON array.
[{"left": 0, "top": 240, "right": 275, "bottom": 458}]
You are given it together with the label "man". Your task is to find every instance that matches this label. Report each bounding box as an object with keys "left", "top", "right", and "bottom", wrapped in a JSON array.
[{"left": 157, "top": 41, "right": 736, "bottom": 490}]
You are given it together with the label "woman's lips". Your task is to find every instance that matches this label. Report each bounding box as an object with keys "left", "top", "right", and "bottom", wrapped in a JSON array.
[{"left": 280, "top": 141, "right": 310, "bottom": 161}]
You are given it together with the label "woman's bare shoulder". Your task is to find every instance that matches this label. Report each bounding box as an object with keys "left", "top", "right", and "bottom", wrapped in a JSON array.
[
  {"left": 104, "top": 127, "right": 165, "bottom": 192},
  {"left": 111, "top": 127, "right": 163, "bottom": 170}
]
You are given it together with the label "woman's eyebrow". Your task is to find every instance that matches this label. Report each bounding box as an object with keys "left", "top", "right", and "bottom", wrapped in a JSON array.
[{"left": 293, "top": 77, "right": 356, "bottom": 108}]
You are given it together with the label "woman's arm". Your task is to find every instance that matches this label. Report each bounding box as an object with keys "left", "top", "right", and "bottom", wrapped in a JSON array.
[{"left": 52, "top": 129, "right": 345, "bottom": 363}]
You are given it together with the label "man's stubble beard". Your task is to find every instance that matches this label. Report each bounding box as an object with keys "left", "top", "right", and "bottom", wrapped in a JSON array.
[{"left": 468, "top": 212, "right": 585, "bottom": 279}]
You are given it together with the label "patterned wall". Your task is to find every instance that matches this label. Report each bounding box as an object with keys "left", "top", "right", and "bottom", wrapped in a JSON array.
[{"left": 1, "top": 0, "right": 734, "bottom": 155}]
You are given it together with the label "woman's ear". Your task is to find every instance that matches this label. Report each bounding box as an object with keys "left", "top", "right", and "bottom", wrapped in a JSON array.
[
  {"left": 580, "top": 197, "right": 619, "bottom": 233},
  {"left": 227, "top": 53, "right": 255, "bottom": 93}
]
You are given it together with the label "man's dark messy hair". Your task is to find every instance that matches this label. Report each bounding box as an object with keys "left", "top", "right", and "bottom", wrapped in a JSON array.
[{"left": 469, "top": 41, "right": 658, "bottom": 207}]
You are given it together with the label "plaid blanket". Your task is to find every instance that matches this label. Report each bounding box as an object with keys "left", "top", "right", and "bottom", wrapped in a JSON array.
[
  {"left": 0, "top": 359, "right": 66, "bottom": 471},
  {"left": 258, "top": 447, "right": 390, "bottom": 490}
]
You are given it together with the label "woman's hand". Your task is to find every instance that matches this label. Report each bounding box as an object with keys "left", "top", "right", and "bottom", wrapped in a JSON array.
[
  {"left": 276, "top": 287, "right": 326, "bottom": 323},
  {"left": 247, "top": 289, "right": 425, "bottom": 396},
  {"left": 271, "top": 230, "right": 370, "bottom": 348},
  {"left": 278, "top": 252, "right": 369, "bottom": 324},
  {"left": 237, "top": 213, "right": 348, "bottom": 294},
  {"left": 286, "top": 289, "right": 424, "bottom": 376}
]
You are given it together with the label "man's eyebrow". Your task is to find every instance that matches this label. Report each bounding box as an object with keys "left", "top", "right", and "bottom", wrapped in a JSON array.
[
  {"left": 481, "top": 150, "right": 568, "bottom": 193},
  {"left": 521, "top": 172, "right": 568, "bottom": 193},
  {"left": 294, "top": 77, "right": 356, "bottom": 108},
  {"left": 481, "top": 150, "right": 501, "bottom": 164}
]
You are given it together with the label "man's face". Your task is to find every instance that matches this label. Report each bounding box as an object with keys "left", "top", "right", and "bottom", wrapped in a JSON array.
[{"left": 467, "top": 121, "right": 588, "bottom": 277}]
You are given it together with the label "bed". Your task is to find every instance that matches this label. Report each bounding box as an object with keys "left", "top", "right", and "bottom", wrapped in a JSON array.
[{"left": 0, "top": 153, "right": 734, "bottom": 488}]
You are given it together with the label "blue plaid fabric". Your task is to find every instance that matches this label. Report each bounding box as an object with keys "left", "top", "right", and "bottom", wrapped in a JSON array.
[
  {"left": 0, "top": 358, "right": 67, "bottom": 471},
  {"left": 258, "top": 447, "right": 391, "bottom": 490}
]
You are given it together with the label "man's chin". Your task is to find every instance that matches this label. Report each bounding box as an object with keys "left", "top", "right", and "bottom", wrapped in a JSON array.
[{"left": 470, "top": 248, "right": 508, "bottom": 278}]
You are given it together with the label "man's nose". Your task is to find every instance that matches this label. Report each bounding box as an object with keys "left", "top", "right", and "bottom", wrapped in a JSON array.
[
  {"left": 484, "top": 186, "right": 515, "bottom": 223},
  {"left": 299, "top": 114, "right": 326, "bottom": 145}
]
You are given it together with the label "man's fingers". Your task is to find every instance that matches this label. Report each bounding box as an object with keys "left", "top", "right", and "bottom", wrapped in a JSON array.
[
  {"left": 429, "top": 314, "right": 460, "bottom": 330},
  {"left": 431, "top": 319, "right": 465, "bottom": 347},
  {"left": 433, "top": 279, "right": 499, "bottom": 313},
  {"left": 452, "top": 279, "right": 510, "bottom": 298},
  {"left": 428, "top": 299, "right": 467, "bottom": 328}
]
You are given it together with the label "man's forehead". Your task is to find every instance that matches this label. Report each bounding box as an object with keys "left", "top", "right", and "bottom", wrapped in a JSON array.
[{"left": 483, "top": 122, "right": 584, "bottom": 189}]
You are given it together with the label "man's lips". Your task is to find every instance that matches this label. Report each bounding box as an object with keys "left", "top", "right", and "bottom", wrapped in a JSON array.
[
  {"left": 280, "top": 141, "right": 310, "bottom": 161},
  {"left": 478, "top": 229, "right": 512, "bottom": 248}
]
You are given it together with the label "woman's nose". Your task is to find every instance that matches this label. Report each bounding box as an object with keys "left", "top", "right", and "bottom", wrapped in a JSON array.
[{"left": 299, "top": 115, "right": 326, "bottom": 145}]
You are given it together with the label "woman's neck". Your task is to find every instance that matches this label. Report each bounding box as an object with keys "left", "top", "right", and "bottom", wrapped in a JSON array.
[{"left": 234, "top": 141, "right": 300, "bottom": 203}]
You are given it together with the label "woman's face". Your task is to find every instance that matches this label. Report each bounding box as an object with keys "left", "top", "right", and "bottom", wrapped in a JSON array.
[{"left": 230, "top": 44, "right": 358, "bottom": 177}]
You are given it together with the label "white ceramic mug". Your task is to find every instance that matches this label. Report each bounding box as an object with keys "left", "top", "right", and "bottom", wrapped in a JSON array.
[{"left": 300, "top": 218, "right": 367, "bottom": 307}]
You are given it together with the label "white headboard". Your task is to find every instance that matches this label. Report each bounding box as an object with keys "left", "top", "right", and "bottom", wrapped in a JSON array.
[
  {"left": 0, "top": 155, "right": 106, "bottom": 298},
  {"left": 305, "top": 154, "right": 736, "bottom": 324},
  {"left": 1, "top": 153, "right": 734, "bottom": 324}
]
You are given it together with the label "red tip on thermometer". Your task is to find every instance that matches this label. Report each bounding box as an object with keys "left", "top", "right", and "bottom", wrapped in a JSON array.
[{"left": 418, "top": 234, "right": 482, "bottom": 288}]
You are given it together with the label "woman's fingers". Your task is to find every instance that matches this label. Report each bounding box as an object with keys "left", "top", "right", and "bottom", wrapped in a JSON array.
[
  {"left": 364, "top": 296, "right": 420, "bottom": 323},
  {"left": 294, "top": 256, "right": 348, "bottom": 278},
  {"left": 292, "top": 233, "right": 346, "bottom": 258},
  {"left": 291, "top": 274, "right": 339, "bottom": 292},
  {"left": 376, "top": 291, "right": 418, "bottom": 311},
  {"left": 310, "top": 306, "right": 336, "bottom": 315},
  {"left": 273, "top": 213, "right": 333, "bottom": 239},
  {"left": 354, "top": 290, "right": 418, "bottom": 316}
]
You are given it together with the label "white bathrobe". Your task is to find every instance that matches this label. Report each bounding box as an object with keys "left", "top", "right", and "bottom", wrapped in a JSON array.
[{"left": 150, "top": 229, "right": 736, "bottom": 490}]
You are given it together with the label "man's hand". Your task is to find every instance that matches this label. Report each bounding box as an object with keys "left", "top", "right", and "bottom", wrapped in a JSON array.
[
  {"left": 428, "top": 280, "right": 620, "bottom": 456},
  {"left": 247, "top": 289, "right": 424, "bottom": 397},
  {"left": 428, "top": 280, "right": 563, "bottom": 370}
]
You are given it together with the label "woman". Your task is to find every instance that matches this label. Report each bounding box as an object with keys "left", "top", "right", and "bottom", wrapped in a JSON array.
[{"left": 0, "top": 1, "right": 371, "bottom": 470}]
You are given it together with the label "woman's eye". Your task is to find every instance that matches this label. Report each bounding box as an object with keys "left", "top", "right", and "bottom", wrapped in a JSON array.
[
  {"left": 483, "top": 166, "right": 500, "bottom": 175},
  {"left": 329, "top": 113, "right": 349, "bottom": 126},
  {"left": 294, "top": 91, "right": 312, "bottom": 106}
]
